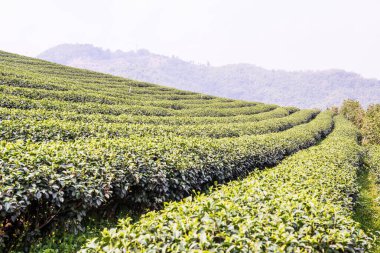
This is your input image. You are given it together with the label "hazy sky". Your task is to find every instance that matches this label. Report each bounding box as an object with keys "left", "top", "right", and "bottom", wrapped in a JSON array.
[{"left": 1, "top": 0, "right": 380, "bottom": 78}]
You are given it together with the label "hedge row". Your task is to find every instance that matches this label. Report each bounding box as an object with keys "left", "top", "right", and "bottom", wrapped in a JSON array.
[
  {"left": 0, "top": 109, "right": 317, "bottom": 141},
  {"left": 0, "top": 93, "right": 277, "bottom": 117},
  {"left": 0, "top": 84, "right": 258, "bottom": 109},
  {"left": 362, "top": 104, "right": 380, "bottom": 144},
  {"left": 81, "top": 116, "right": 373, "bottom": 252},
  {"left": 0, "top": 111, "right": 333, "bottom": 248},
  {"left": 0, "top": 106, "right": 298, "bottom": 125}
]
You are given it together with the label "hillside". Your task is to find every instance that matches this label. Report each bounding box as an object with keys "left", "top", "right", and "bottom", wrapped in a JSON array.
[
  {"left": 0, "top": 50, "right": 375, "bottom": 252},
  {"left": 38, "top": 44, "right": 380, "bottom": 108}
]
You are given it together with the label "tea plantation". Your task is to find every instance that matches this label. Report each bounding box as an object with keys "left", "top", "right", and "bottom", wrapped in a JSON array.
[{"left": 0, "top": 51, "right": 376, "bottom": 252}]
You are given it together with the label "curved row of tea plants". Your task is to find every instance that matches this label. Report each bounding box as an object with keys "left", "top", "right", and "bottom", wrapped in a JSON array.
[
  {"left": 81, "top": 116, "right": 373, "bottom": 252},
  {"left": 0, "top": 109, "right": 318, "bottom": 141},
  {"left": 0, "top": 83, "right": 260, "bottom": 110},
  {"left": 0, "top": 111, "right": 333, "bottom": 248},
  {"left": 0, "top": 84, "right": 263, "bottom": 111},
  {"left": 0, "top": 106, "right": 298, "bottom": 125},
  {"left": 0, "top": 93, "right": 277, "bottom": 117},
  {"left": 1, "top": 52, "right": 269, "bottom": 113},
  {"left": 0, "top": 57, "right": 261, "bottom": 109},
  {"left": 0, "top": 50, "right": 335, "bottom": 251}
]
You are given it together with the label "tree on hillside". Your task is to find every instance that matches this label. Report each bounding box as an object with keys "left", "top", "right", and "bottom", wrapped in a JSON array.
[
  {"left": 339, "top": 99, "right": 365, "bottom": 128},
  {"left": 362, "top": 104, "right": 380, "bottom": 144}
]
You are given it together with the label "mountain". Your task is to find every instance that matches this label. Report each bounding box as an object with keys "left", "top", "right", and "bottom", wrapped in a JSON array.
[{"left": 38, "top": 44, "right": 380, "bottom": 108}]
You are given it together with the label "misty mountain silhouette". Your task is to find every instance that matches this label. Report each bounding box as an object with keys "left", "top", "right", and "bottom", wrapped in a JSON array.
[{"left": 38, "top": 43, "right": 380, "bottom": 108}]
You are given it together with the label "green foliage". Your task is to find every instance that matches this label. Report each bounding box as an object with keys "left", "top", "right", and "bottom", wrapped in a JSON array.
[
  {"left": 353, "top": 163, "right": 380, "bottom": 252},
  {"left": 367, "top": 145, "right": 380, "bottom": 194},
  {"left": 356, "top": 145, "right": 380, "bottom": 251},
  {"left": 80, "top": 117, "right": 373, "bottom": 252},
  {"left": 0, "top": 106, "right": 298, "bottom": 125},
  {"left": 0, "top": 50, "right": 369, "bottom": 251},
  {"left": 339, "top": 100, "right": 380, "bottom": 145},
  {"left": 0, "top": 109, "right": 318, "bottom": 141},
  {"left": 362, "top": 105, "right": 380, "bottom": 145},
  {"left": 0, "top": 112, "right": 333, "bottom": 249},
  {"left": 340, "top": 99, "right": 365, "bottom": 128},
  {"left": 26, "top": 216, "right": 123, "bottom": 253}
]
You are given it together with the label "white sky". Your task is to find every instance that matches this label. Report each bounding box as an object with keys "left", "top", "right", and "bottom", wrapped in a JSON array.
[{"left": 1, "top": 0, "right": 380, "bottom": 78}]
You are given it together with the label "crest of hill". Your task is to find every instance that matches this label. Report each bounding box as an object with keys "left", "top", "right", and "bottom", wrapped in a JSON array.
[{"left": 38, "top": 44, "right": 380, "bottom": 108}]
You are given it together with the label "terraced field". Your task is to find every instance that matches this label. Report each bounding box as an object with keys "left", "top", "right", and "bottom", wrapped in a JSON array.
[
  {"left": 80, "top": 117, "right": 371, "bottom": 252},
  {"left": 0, "top": 51, "right": 375, "bottom": 252}
]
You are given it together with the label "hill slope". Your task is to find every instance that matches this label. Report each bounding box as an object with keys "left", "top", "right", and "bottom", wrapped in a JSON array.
[
  {"left": 0, "top": 50, "right": 373, "bottom": 252},
  {"left": 0, "top": 50, "right": 319, "bottom": 248},
  {"left": 38, "top": 43, "right": 380, "bottom": 108}
]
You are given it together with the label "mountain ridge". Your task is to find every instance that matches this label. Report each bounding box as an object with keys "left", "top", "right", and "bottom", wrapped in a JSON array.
[{"left": 38, "top": 43, "right": 380, "bottom": 108}]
